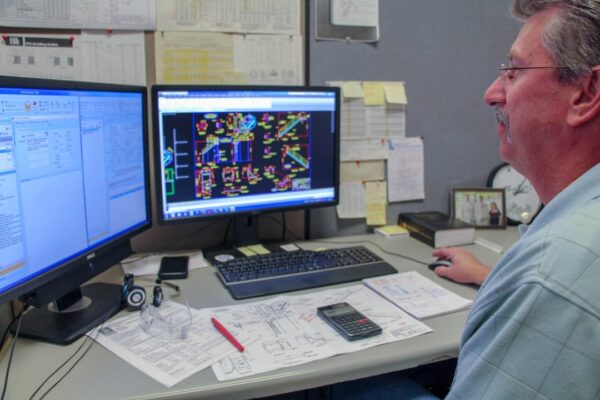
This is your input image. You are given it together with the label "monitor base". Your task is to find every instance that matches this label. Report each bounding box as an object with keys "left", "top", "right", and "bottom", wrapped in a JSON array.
[{"left": 13, "top": 283, "right": 123, "bottom": 345}]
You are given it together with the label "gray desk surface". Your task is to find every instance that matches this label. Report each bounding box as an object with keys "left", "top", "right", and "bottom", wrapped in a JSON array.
[{"left": 1, "top": 229, "right": 518, "bottom": 400}]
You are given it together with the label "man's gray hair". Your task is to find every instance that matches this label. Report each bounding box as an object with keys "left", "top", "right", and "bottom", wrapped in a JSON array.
[{"left": 512, "top": 0, "right": 600, "bottom": 82}]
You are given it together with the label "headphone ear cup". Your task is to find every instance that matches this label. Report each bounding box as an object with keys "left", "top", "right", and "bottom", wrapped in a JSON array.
[
  {"left": 126, "top": 286, "right": 146, "bottom": 310},
  {"left": 152, "top": 286, "right": 164, "bottom": 308}
]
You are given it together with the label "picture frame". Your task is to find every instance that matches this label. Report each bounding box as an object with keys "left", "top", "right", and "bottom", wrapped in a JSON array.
[{"left": 451, "top": 188, "right": 506, "bottom": 229}]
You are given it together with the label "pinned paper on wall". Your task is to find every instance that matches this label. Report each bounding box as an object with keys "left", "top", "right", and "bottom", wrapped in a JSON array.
[
  {"left": 157, "top": 0, "right": 300, "bottom": 35},
  {"left": 155, "top": 31, "right": 303, "bottom": 85},
  {"left": 81, "top": 31, "right": 146, "bottom": 85},
  {"left": 387, "top": 137, "right": 425, "bottom": 202},
  {"left": 366, "top": 181, "right": 387, "bottom": 226},
  {"left": 336, "top": 182, "right": 366, "bottom": 219},
  {"left": 316, "top": 0, "right": 379, "bottom": 42},
  {"left": 328, "top": 80, "right": 407, "bottom": 142},
  {"left": 0, "top": 0, "right": 156, "bottom": 30},
  {"left": 0, "top": 33, "right": 82, "bottom": 81},
  {"left": 340, "top": 139, "right": 390, "bottom": 161},
  {"left": 331, "top": 0, "right": 379, "bottom": 27},
  {"left": 340, "top": 160, "right": 385, "bottom": 182}
]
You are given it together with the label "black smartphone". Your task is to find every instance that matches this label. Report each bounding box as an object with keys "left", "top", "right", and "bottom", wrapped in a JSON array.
[
  {"left": 317, "top": 302, "right": 382, "bottom": 341},
  {"left": 158, "top": 256, "right": 189, "bottom": 280}
]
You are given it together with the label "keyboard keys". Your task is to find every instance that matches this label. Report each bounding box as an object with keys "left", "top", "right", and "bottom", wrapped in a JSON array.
[{"left": 214, "top": 245, "right": 397, "bottom": 299}]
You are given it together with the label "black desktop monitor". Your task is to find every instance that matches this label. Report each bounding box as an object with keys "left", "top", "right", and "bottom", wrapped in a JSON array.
[
  {"left": 152, "top": 85, "right": 340, "bottom": 246},
  {"left": 0, "top": 76, "right": 151, "bottom": 344}
]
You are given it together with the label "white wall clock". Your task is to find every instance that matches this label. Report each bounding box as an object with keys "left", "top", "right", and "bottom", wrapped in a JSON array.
[{"left": 487, "top": 163, "right": 542, "bottom": 225}]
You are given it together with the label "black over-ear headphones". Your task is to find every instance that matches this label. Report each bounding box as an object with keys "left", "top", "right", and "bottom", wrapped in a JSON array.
[{"left": 121, "top": 274, "right": 180, "bottom": 310}]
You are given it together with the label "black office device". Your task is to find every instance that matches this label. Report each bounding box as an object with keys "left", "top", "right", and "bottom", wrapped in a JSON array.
[
  {"left": 214, "top": 246, "right": 397, "bottom": 299},
  {"left": 151, "top": 85, "right": 340, "bottom": 246},
  {"left": 317, "top": 302, "right": 382, "bottom": 341},
  {"left": 158, "top": 256, "right": 189, "bottom": 280},
  {"left": 0, "top": 76, "right": 151, "bottom": 344}
]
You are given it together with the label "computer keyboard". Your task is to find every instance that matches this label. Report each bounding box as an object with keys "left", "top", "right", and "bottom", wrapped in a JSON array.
[{"left": 214, "top": 245, "right": 397, "bottom": 299}]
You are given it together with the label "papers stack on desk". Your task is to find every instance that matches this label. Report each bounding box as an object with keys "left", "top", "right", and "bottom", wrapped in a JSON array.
[
  {"left": 209, "top": 284, "right": 432, "bottom": 381},
  {"left": 363, "top": 271, "right": 473, "bottom": 319},
  {"left": 90, "top": 284, "right": 433, "bottom": 387},
  {"left": 90, "top": 301, "right": 243, "bottom": 387}
]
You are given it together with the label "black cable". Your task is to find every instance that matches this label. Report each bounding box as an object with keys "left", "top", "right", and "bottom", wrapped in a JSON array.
[
  {"left": 160, "top": 219, "right": 226, "bottom": 252},
  {"left": 0, "top": 309, "right": 24, "bottom": 400},
  {"left": 222, "top": 218, "right": 232, "bottom": 245},
  {"left": 312, "top": 238, "right": 429, "bottom": 266},
  {"left": 281, "top": 212, "right": 287, "bottom": 242},
  {"left": 262, "top": 214, "right": 303, "bottom": 242},
  {"left": 0, "top": 305, "right": 27, "bottom": 350},
  {"left": 36, "top": 335, "right": 98, "bottom": 400},
  {"left": 28, "top": 322, "right": 104, "bottom": 400},
  {"left": 119, "top": 252, "right": 158, "bottom": 265}
]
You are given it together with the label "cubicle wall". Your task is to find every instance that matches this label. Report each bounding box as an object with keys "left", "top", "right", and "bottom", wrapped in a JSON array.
[
  {"left": 0, "top": 1, "right": 521, "bottom": 251},
  {"left": 307, "top": 0, "right": 521, "bottom": 238}
]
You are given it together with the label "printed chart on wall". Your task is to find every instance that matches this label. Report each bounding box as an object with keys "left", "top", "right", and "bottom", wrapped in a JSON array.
[
  {"left": 155, "top": 0, "right": 304, "bottom": 85},
  {"left": 328, "top": 81, "right": 425, "bottom": 222}
]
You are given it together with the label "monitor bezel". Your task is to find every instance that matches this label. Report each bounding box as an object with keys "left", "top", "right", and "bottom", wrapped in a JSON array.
[
  {"left": 0, "top": 75, "right": 152, "bottom": 307},
  {"left": 151, "top": 84, "right": 341, "bottom": 226}
]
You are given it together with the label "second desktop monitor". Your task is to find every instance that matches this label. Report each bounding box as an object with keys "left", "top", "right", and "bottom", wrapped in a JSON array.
[{"left": 152, "top": 85, "right": 340, "bottom": 236}]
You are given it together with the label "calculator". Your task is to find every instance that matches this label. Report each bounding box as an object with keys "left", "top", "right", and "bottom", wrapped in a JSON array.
[{"left": 317, "top": 302, "right": 382, "bottom": 341}]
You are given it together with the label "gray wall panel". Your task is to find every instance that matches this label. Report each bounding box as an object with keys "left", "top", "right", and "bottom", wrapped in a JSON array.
[{"left": 308, "top": 0, "right": 521, "bottom": 237}]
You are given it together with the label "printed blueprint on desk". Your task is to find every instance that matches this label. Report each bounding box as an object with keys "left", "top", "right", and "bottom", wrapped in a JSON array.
[{"left": 209, "top": 284, "right": 432, "bottom": 381}]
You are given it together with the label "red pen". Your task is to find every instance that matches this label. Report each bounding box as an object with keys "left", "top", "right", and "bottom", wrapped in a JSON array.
[{"left": 211, "top": 317, "right": 244, "bottom": 352}]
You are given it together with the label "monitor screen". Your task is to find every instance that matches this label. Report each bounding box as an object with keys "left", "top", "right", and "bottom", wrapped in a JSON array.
[
  {"left": 0, "top": 76, "right": 151, "bottom": 344},
  {"left": 152, "top": 85, "right": 339, "bottom": 245}
]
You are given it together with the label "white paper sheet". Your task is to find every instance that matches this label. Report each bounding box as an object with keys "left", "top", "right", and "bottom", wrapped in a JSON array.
[
  {"left": 81, "top": 31, "right": 146, "bottom": 85},
  {"left": 157, "top": 0, "right": 300, "bottom": 34},
  {"left": 363, "top": 272, "right": 473, "bottom": 320},
  {"left": 331, "top": 0, "right": 379, "bottom": 27},
  {"left": 210, "top": 284, "right": 432, "bottom": 381},
  {"left": 0, "top": 33, "right": 82, "bottom": 80},
  {"left": 336, "top": 181, "right": 366, "bottom": 219},
  {"left": 0, "top": 0, "right": 156, "bottom": 30},
  {"left": 340, "top": 160, "right": 385, "bottom": 183},
  {"left": 91, "top": 302, "right": 238, "bottom": 387},
  {"left": 233, "top": 34, "right": 303, "bottom": 85},
  {"left": 387, "top": 137, "right": 425, "bottom": 202},
  {"left": 340, "top": 139, "right": 389, "bottom": 161}
]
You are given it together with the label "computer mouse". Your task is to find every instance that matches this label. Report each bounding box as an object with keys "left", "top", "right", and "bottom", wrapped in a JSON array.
[{"left": 428, "top": 258, "right": 452, "bottom": 271}]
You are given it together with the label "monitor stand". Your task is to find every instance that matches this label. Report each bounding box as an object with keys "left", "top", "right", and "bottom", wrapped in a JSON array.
[
  {"left": 13, "top": 283, "right": 124, "bottom": 345},
  {"left": 234, "top": 214, "right": 260, "bottom": 247}
]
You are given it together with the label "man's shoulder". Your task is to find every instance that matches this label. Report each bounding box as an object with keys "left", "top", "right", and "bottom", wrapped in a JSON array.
[{"left": 535, "top": 201, "right": 600, "bottom": 314}]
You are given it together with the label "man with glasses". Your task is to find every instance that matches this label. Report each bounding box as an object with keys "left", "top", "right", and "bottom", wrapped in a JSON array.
[{"left": 331, "top": 1, "right": 600, "bottom": 398}]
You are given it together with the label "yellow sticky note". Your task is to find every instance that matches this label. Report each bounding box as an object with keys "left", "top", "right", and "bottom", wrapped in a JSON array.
[
  {"left": 237, "top": 247, "right": 257, "bottom": 256},
  {"left": 247, "top": 244, "right": 270, "bottom": 255},
  {"left": 366, "top": 181, "right": 387, "bottom": 226},
  {"left": 363, "top": 82, "right": 386, "bottom": 106},
  {"left": 342, "top": 81, "right": 363, "bottom": 98},
  {"left": 384, "top": 82, "right": 407, "bottom": 104}
]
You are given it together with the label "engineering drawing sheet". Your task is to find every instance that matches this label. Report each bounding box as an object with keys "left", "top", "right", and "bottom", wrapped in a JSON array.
[{"left": 210, "top": 284, "right": 432, "bottom": 381}]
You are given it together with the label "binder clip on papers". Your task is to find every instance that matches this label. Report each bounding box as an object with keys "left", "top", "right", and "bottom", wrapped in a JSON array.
[{"left": 139, "top": 301, "right": 192, "bottom": 341}]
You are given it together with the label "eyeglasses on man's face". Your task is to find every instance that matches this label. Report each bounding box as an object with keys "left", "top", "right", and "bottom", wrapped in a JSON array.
[{"left": 499, "top": 63, "right": 571, "bottom": 83}]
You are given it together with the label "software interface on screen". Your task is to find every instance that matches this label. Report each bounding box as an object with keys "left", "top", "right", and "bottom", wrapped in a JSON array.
[
  {"left": 154, "top": 88, "right": 339, "bottom": 222},
  {"left": 0, "top": 85, "right": 148, "bottom": 297}
]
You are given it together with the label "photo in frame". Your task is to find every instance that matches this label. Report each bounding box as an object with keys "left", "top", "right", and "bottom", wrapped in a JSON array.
[{"left": 451, "top": 188, "right": 506, "bottom": 229}]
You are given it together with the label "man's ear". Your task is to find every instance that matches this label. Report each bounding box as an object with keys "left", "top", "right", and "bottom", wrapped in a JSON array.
[{"left": 567, "top": 67, "right": 600, "bottom": 127}]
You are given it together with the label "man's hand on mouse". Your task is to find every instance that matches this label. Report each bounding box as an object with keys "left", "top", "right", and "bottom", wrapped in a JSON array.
[{"left": 431, "top": 247, "right": 491, "bottom": 286}]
